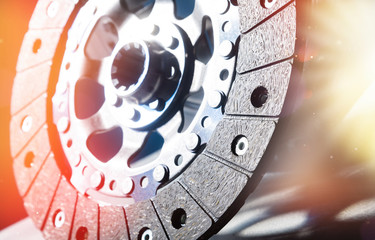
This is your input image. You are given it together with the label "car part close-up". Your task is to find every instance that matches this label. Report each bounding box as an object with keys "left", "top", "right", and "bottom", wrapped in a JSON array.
[
  {"left": 6, "top": 0, "right": 375, "bottom": 240},
  {"left": 8, "top": 0, "right": 306, "bottom": 239}
]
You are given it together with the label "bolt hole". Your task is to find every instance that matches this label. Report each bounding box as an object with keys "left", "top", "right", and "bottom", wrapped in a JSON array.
[
  {"left": 251, "top": 86, "right": 269, "bottom": 108},
  {"left": 24, "top": 152, "right": 35, "bottom": 168},
  {"left": 238, "top": 142, "right": 245, "bottom": 151},
  {"left": 53, "top": 209, "right": 65, "bottom": 228},
  {"left": 139, "top": 228, "right": 152, "bottom": 240},
  {"left": 32, "top": 39, "right": 42, "bottom": 54},
  {"left": 167, "top": 64, "right": 180, "bottom": 80},
  {"left": 140, "top": 177, "right": 149, "bottom": 188},
  {"left": 201, "top": 116, "right": 212, "bottom": 128},
  {"left": 261, "top": 0, "right": 276, "bottom": 9},
  {"left": 222, "top": 21, "right": 232, "bottom": 32},
  {"left": 82, "top": 166, "right": 88, "bottom": 176},
  {"left": 151, "top": 25, "right": 160, "bottom": 35},
  {"left": 58, "top": 102, "right": 67, "bottom": 112},
  {"left": 109, "top": 180, "right": 117, "bottom": 191},
  {"left": 67, "top": 139, "right": 73, "bottom": 148},
  {"left": 171, "top": 208, "right": 187, "bottom": 229},
  {"left": 230, "top": 0, "right": 238, "bottom": 6},
  {"left": 170, "top": 66, "right": 176, "bottom": 78},
  {"left": 169, "top": 38, "right": 179, "bottom": 50},
  {"left": 232, "top": 135, "right": 249, "bottom": 156},
  {"left": 76, "top": 226, "right": 88, "bottom": 240},
  {"left": 220, "top": 69, "right": 229, "bottom": 81},
  {"left": 47, "top": 1, "right": 59, "bottom": 18},
  {"left": 73, "top": 43, "right": 79, "bottom": 52},
  {"left": 174, "top": 155, "right": 183, "bottom": 166},
  {"left": 21, "top": 116, "right": 33, "bottom": 132}
]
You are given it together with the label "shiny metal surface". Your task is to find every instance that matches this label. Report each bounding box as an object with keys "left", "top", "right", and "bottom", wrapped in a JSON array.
[{"left": 10, "top": 0, "right": 301, "bottom": 239}]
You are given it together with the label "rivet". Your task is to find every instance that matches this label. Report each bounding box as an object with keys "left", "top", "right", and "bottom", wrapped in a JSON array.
[
  {"left": 153, "top": 165, "right": 168, "bottom": 182},
  {"left": 47, "top": 1, "right": 60, "bottom": 18},
  {"left": 90, "top": 171, "right": 104, "bottom": 190},
  {"left": 57, "top": 117, "right": 70, "bottom": 133},
  {"left": 207, "top": 91, "right": 224, "bottom": 109},
  {"left": 216, "top": 0, "right": 230, "bottom": 14},
  {"left": 121, "top": 177, "right": 134, "bottom": 195},
  {"left": 219, "top": 40, "right": 234, "bottom": 58},
  {"left": 185, "top": 133, "right": 201, "bottom": 152},
  {"left": 232, "top": 136, "right": 249, "bottom": 156},
  {"left": 261, "top": 0, "right": 277, "bottom": 9},
  {"left": 53, "top": 209, "right": 65, "bottom": 228},
  {"left": 21, "top": 116, "right": 33, "bottom": 133}
]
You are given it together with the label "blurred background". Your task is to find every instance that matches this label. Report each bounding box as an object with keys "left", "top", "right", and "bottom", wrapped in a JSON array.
[
  {"left": 2, "top": 0, "right": 375, "bottom": 239},
  {"left": 212, "top": 1, "right": 375, "bottom": 239},
  {"left": 0, "top": 0, "right": 38, "bottom": 230}
]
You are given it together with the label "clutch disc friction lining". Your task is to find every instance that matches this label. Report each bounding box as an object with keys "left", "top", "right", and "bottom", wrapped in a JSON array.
[{"left": 10, "top": 0, "right": 300, "bottom": 239}]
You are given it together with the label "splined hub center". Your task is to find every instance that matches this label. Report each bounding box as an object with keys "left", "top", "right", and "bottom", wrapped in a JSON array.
[
  {"left": 111, "top": 42, "right": 149, "bottom": 98},
  {"left": 111, "top": 41, "right": 180, "bottom": 107}
]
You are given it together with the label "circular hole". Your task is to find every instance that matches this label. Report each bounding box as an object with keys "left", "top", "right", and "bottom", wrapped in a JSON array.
[
  {"left": 24, "top": 152, "right": 35, "bottom": 168},
  {"left": 58, "top": 102, "right": 67, "bottom": 112},
  {"left": 140, "top": 177, "right": 149, "bottom": 188},
  {"left": 21, "top": 116, "right": 33, "bottom": 132},
  {"left": 139, "top": 228, "right": 152, "bottom": 240},
  {"left": 171, "top": 208, "right": 187, "bottom": 229},
  {"left": 251, "top": 86, "right": 269, "bottom": 108},
  {"left": 112, "top": 43, "right": 146, "bottom": 91},
  {"left": 53, "top": 209, "right": 65, "bottom": 228},
  {"left": 261, "top": 0, "right": 276, "bottom": 9},
  {"left": 109, "top": 180, "right": 117, "bottom": 191},
  {"left": 167, "top": 64, "right": 180, "bottom": 80},
  {"left": 169, "top": 66, "right": 176, "bottom": 78},
  {"left": 222, "top": 21, "right": 232, "bottom": 32},
  {"left": 65, "top": 63, "right": 70, "bottom": 70},
  {"left": 151, "top": 25, "right": 160, "bottom": 36},
  {"left": 121, "top": 178, "right": 134, "bottom": 195},
  {"left": 32, "top": 39, "right": 42, "bottom": 54},
  {"left": 73, "top": 43, "right": 80, "bottom": 52},
  {"left": 220, "top": 69, "right": 229, "bottom": 81},
  {"left": 82, "top": 166, "right": 88, "bottom": 176},
  {"left": 238, "top": 142, "right": 245, "bottom": 151},
  {"left": 67, "top": 139, "right": 73, "bottom": 148},
  {"left": 230, "top": 0, "right": 238, "bottom": 6},
  {"left": 201, "top": 116, "right": 212, "bottom": 128},
  {"left": 73, "top": 154, "right": 82, "bottom": 167},
  {"left": 47, "top": 1, "right": 59, "bottom": 18},
  {"left": 231, "top": 135, "right": 249, "bottom": 156},
  {"left": 174, "top": 155, "right": 183, "bottom": 166},
  {"left": 76, "top": 226, "right": 88, "bottom": 240},
  {"left": 169, "top": 38, "right": 179, "bottom": 50}
]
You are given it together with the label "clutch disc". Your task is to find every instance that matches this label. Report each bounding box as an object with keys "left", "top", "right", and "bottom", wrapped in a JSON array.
[{"left": 10, "top": 0, "right": 303, "bottom": 239}]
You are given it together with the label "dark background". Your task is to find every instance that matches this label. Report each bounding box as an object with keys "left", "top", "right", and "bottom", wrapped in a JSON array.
[{"left": 0, "top": 0, "right": 38, "bottom": 230}]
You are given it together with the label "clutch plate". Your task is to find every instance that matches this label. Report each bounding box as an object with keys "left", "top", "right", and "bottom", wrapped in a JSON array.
[{"left": 10, "top": 0, "right": 305, "bottom": 239}]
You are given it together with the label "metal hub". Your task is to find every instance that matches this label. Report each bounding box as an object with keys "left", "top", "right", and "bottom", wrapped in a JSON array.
[
  {"left": 110, "top": 40, "right": 180, "bottom": 107},
  {"left": 51, "top": 0, "right": 239, "bottom": 205}
]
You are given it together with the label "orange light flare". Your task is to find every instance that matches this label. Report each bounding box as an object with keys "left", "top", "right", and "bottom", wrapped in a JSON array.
[
  {"left": 0, "top": 0, "right": 37, "bottom": 107},
  {"left": 0, "top": 0, "right": 38, "bottom": 230},
  {"left": 299, "top": 0, "right": 375, "bottom": 168},
  {"left": 266, "top": 0, "right": 375, "bottom": 214}
]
